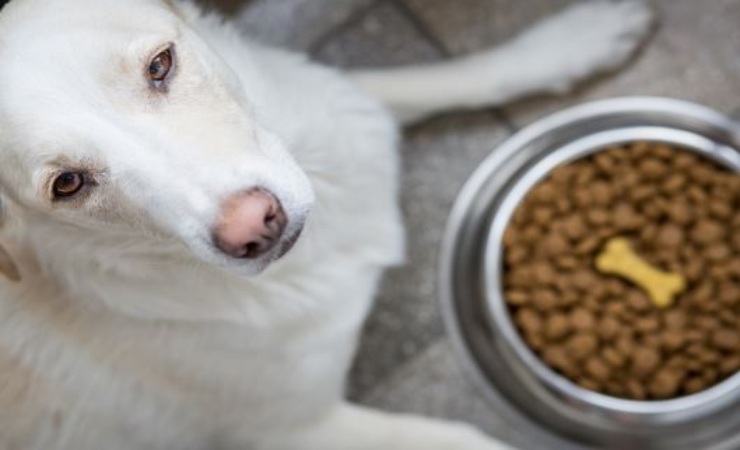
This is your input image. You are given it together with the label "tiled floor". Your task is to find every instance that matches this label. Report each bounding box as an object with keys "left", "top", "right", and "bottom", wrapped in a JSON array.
[{"left": 205, "top": 0, "right": 740, "bottom": 447}]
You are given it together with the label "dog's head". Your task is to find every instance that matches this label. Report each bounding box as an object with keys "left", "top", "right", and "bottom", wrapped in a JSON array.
[{"left": 0, "top": 0, "right": 314, "bottom": 281}]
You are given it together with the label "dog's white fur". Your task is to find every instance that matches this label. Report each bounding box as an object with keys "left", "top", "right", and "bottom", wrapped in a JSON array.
[{"left": 0, "top": 1, "right": 652, "bottom": 448}]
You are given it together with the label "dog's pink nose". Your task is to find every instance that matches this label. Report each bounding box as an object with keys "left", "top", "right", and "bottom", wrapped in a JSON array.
[{"left": 213, "top": 189, "right": 287, "bottom": 259}]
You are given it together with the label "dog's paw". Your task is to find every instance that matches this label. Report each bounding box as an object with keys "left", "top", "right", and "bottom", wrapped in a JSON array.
[{"left": 516, "top": 0, "right": 655, "bottom": 93}]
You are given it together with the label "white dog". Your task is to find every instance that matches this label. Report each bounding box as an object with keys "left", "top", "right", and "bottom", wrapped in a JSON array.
[{"left": 0, "top": 0, "right": 652, "bottom": 448}]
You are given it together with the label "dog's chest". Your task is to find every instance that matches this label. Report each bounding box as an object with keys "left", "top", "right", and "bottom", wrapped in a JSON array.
[{"left": 12, "top": 250, "right": 390, "bottom": 444}]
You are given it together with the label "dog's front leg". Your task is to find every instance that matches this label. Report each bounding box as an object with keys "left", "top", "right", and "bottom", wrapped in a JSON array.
[{"left": 258, "top": 402, "right": 515, "bottom": 450}]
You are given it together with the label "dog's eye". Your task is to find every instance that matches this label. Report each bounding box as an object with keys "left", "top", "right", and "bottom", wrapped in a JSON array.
[
  {"left": 52, "top": 172, "right": 85, "bottom": 198},
  {"left": 148, "top": 47, "right": 173, "bottom": 88}
]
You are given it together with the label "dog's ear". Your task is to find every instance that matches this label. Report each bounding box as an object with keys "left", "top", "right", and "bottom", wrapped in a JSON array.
[{"left": 0, "top": 198, "right": 20, "bottom": 282}]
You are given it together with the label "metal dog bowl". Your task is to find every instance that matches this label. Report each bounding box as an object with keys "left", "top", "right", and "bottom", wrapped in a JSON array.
[{"left": 440, "top": 97, "right": 740, "bottom": 449}]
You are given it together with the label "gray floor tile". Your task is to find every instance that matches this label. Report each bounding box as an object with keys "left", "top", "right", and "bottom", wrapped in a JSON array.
[
  {"left": 505, "top": 0, "right": 740, "bottom": 127},
  {"left": 235, "top": 0, "right": 375, "bottom": 51},
  {"left": 361, "top": 339, "right": 540, "bottom": 449},
  {"left": 402, "top": 0, "right": 580, "bottom": 55},
  {"left": 348, "top": 112, "right": 511, "bottom": 398},
  {"left": 313, "top": 1, "right": 441, "bottom": 68},
  {"left": 660, "top": 0, "right": 740, "bottom": 84}
]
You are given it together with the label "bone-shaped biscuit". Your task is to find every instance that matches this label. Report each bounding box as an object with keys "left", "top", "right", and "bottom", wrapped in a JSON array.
[{"left": 595, "top": 237, "right": 686, "bottom": 309}]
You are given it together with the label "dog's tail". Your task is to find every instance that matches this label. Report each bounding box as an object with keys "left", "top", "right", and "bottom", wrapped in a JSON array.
[{"left": 350, "top": 1, "right": 654, "bottom": 125}]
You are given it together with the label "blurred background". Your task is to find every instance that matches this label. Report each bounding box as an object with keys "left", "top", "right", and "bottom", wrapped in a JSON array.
[{"left": 199, "top": 1, "right": 740, "bottom": 447}]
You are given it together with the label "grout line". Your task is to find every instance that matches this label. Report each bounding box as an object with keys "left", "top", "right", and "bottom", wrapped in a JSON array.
[
  {"left": 308, "top": 0, "right": 386, "bottom": 56},
  {"left": 389, "top": 0, "right": 453, "bottom": 58},
  {"left": 352, "top": 337, "right": 448, "bottom": 404}
]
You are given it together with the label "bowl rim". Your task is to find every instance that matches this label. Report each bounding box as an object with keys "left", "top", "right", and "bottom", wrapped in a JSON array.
[{"left": 484, "top": 126, "right": 740, "bottom": 415}]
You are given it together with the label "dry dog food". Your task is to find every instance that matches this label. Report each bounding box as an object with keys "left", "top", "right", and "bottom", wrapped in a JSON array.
[{"left": 503, "top": 141, "right": 740, "bottom": 400}]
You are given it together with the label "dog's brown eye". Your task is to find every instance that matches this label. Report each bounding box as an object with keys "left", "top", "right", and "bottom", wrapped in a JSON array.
[
  {"left": 52, "top": 172, "right": 85, "bottom": 198},
  {"left": 148, "top": 48, "right": 173, "bottom": 86}
]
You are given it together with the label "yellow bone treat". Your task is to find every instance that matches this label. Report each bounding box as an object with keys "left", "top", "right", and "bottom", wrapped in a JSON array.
[{"left": 595, "top": 237, "right": 686, "bottom": 309}]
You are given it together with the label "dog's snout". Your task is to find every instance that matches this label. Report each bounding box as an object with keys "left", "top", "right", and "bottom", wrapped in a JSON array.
[{"left": 213, "top": 189, "right": 287, "bottom": 259}]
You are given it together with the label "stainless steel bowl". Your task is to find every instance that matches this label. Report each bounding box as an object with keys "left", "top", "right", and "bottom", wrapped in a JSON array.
[{"left": 439, "top": 97, "right": 740, "bottom": 449}]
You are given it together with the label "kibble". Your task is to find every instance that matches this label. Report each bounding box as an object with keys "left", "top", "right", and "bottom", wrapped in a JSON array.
[
  {"left": 570, "top": 308, "right": 596, "bottom": 331},
  {"left": 545, "top": 313, "right": 571, "bottom": 340},
  {"left": 631, "top": 347, "right": 661, "bottom": 378},
  {"left": 503, "top": 142, "right": 740, "bottom": 400},
  {"left": 712, "top": 329, "right": 740, "bottom": 351}
]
